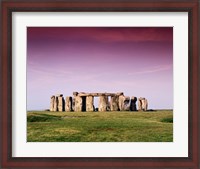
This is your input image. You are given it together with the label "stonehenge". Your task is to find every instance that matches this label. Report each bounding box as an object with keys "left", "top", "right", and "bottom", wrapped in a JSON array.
[{"left": 50, "top": 92, "right": 149, "bottom": 112}]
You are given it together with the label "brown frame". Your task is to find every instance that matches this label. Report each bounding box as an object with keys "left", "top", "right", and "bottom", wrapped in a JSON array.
[{"left": 1, "top": 0, "right": 199, "bottom": 168}]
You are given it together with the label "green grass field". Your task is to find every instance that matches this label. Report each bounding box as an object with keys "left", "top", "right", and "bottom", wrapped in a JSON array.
[{"left": 27, "top": 110, "right": 173, "bottom": 142}]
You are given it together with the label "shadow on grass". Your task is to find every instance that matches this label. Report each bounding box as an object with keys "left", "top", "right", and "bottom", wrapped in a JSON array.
[
  {"left": 27, "top": 114, "right": 61, "bottom": 122},
  {"left": 160, "top": 117, "right": 173, "bottom": 123}
]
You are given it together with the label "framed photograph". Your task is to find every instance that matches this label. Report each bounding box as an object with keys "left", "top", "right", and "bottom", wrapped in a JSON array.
[{"left": 1, "top": 0, "right": 199, "bottom": 168}]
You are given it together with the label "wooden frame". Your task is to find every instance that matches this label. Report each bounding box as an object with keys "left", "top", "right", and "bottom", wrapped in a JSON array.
[{"left": 1, "top": 0, "right": 199, "bottom": 168}]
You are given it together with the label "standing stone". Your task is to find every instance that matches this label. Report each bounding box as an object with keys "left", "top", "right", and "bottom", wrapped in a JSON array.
[
  {"left": 118, "top": 95, "right": 125, "bottom": 111},
  {"left": 118, "top": 95, "right": 130, "bottom": 111},
  {"left": 138, "top": 98, "right": 142, "bottom": 111},
  {"left": 72, "top": 97, "right": 75, "bottom": 111},
  {"left": 65, "top": 96, "right": 72, "bottom": 112},
  {"left": 86, "top": 96, "right": 94, "bottom": 112},
  {"left": 106, "top": 96, "right": 111, "bottom": 111},
  {"left": 142, "top": 98, "right": 148, "bottom": 111},
  {"left": 58, "top": 96, "right": 65, "bottom": 112},
  {"left": 123, "top": 96, "right": 130, "bottom": 111},
  {"left": 130, "top": 96, "right": 137, "bottom": 111},
  {"left": 110, "top": 96, "right": 119, "bottom": 111},
  {"left": 138, "top": 97, "right": 148, "bottom": 111},
  {"left": 53, "top": 96, "right": 58, "bottom": 111},
  {"left": 74, "top": 96, "right": 82, "bottom": 112},
  {"left": 98, "top": 95, "right": 107, "bottom": 112},
  {"left": 50, "top": 95, "right": 55, "bottom": 111}
]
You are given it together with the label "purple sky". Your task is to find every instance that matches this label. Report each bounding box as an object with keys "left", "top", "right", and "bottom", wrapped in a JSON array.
[{"left": 27, "top": 27, "right": 173, "bottom": 110}]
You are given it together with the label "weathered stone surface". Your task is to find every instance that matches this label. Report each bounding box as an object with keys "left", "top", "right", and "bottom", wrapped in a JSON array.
[
  {"left": 65, "top": 96, "right": 72, "bottom": 112},
  {"left": 110, "top": 96, "right": 119, "bottom": 111},
  {"left": 118, "top": 95, "right": 130, "bottom": 111},
  {"left": 50, "top": 95, "right": 55, "bottom": 111},
  {"left": 106, "top": 97, "right": 111, "bottom": 111},
  {"left": 138, "top": 97, "right": 148, "bottom": 111},
  {"left": 98, "top": 96, "right": 107, "bottom": 112},
  {"left": 142, "top": 98, "right": 148, "bottom": 111},
  {"left": 58, "top": 96, "right": 65, "bottom": 112},
  {"left": 53, "top": 96, "right": 58, "bottom": 111},
  {"left": 138, "top": 98, "right": 142, "bottom": 111},
  {"left": 74, "top": 96, "right": 82, "bottom": 112},
  {"left": 72, "top": 97, "right": 75, "bottom": 111},
  {"left": 130, "top": 96, "right": 137, "bottom": 111},
  {"left": 123, "top": 96, "right": 130, "bottom": 111},
  {"left": 73, "top": 92, "right": 78, "bottom": 96},
  {"left": 86, "top": 96, "right": 94, "bottom": 112},
  {"left": 118, "top": 95, "right": 125, "bottom": 111}
]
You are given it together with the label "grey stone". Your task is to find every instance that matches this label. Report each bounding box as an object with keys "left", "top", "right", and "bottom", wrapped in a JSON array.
[
  {"left": 118, "top": 95, "right": 125, "bottom": 111},
  {"left": 58, "top": 96, "right": 65, "bottom": 112},
  {"left": 73, "top": 92, "right": 78, "bottom": 96},
  {"left": 50, "top": 95, "right": 55, "bottom": 111},
  {"left": 123, "top": 96, "right": 130, "bottom": 111},
  {"left": 130, "top": 96, "right": 137, "bottom": 111},
  {"left": 72, "top": 97, "right": 75, "bottom": 111},
  {"left": 74, "top": 96, "right": 82, "bottom": 112},
  {"left": 65, "top": 96, "right": 72, "bottom": 112},
  {"left": 119, "top": 95, "right": 130, "bottom": 111},
  {"left": 86, "top": 96, "right": 94, "bottom": 112},
  {"left": 98, "top": 96, "right": 107, "bottom": 112},
  {"left": 142, "top": 98, "right": 148, "bottom": 111},
  {"left": 110, "top": 96, "right": 119, "bottom": 111},
  {"left": 138, "top": 97, "right": 148, "bottom": 111},
  {"left": 53, "top": 96, "right": 58, "bottom": 111},
  {"left": 138, "top": 98, "right": 142, "bottom": 111}
]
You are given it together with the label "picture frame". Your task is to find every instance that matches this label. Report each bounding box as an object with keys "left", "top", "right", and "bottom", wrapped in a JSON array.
[{"left": 1, "top": 0, "right": 199, "bottom": 168}]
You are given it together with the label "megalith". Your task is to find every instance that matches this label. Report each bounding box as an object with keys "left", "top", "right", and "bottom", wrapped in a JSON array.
[
  {"left": 118, "top": 95, "right": 130, "bottom": 111},
  {"left": 130, "top": 96, "right": 137, "bottom": 111},
  {"left": 118, "top": 95, "right": 125, "bottom": 111},
  {"left": 142, "top": 98, "right": 148, "bottom": 111},
  {"left": 138, "top": 97, "right": 148, "bottom": 111},
  {"left": 99, "top": 95, "right": 107, "bottom": 112},
  {"left": 138, "top": 98, "right": 142, "bottom": 111},
  {"left": 53, "top": 96, "right": 58, "bottom": 111},
  {"left": 86, "top": 96, "right": 94, "bottom": 112},
  {"left": 110, "top": 95, "right": 119, "bottom": 111},
  {"left": 123, "top": 96, "right": 130, "bottom": 111},
  {"left": 50, "top": 95, "right": 55, "bottom": 111},
  {"left": 72, "top": 97, "right": 75, "bottom": 111},
  {"left": 58, "top": 95, "right": 65, "bottom": 112},
  {"left": 106, "top": 96, "right": 111, "bottom": 111},
  {"left": 74, "top": 96, "right": 82, "bottom": 112},
  {"left": 65, "top": 96, "right": 72, "bottom": 112}
]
